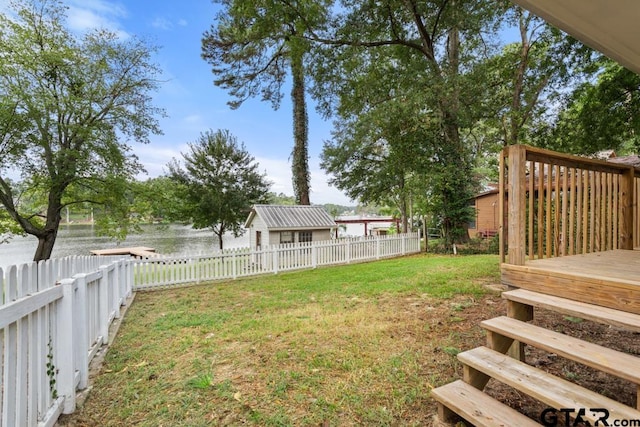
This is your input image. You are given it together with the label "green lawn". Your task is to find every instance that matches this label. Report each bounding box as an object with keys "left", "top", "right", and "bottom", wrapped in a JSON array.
[{"left": 60, "top": 253, "right": 503, "bottom": 426}]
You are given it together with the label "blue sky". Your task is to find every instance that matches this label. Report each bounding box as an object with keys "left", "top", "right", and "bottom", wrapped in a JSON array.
[{"left": 61, "top": 0, "right": 351, "bottom": 205}]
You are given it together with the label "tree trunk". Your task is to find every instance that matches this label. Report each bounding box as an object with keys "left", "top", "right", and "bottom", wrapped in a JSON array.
[
  {"left": 215, "top": 229, "right": 224, "bottom": 251},
  {"left": 438, "top": 5, "right": 471, "bottom": 245},
  {"left": 290, "top": 48, "right": 311, "bottom": 205},
  {"left": 33, "top": 227, "right": 59, "bottom": 261},
  {"left": 33, "top": 190, "right": 65, "bottom": 261}
]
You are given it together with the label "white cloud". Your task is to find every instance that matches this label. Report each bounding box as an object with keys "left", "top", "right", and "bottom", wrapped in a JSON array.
[
  {"left": 151, "top": 16, "right": 188, "bottom": 31},
  {"left": 66, "top": 0, "right": 129, "bottom": 38},
  {"left": 151, "top": 17, "right": 172, "bottom": 30},
  {"left": 255, "top": 157, "right": 353, "bottom": 205}
]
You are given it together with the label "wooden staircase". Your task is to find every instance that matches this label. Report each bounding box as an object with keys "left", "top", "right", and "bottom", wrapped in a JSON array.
[{"left": 431, "top": 289, "right": 640, "bottom": 426}]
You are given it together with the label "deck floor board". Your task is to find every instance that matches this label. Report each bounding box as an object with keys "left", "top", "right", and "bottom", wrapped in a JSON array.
[{"left": 501, "top": 249, "right": 640, "bottom": 314}]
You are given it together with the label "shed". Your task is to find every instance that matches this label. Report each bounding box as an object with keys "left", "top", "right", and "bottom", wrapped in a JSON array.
[{"left": 244, "top": 205, "right": 337, "bottom": 248}]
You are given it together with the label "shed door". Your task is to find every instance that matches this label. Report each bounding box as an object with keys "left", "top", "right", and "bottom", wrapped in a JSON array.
[{"left": 256, "top": 231, "right": 262, "bottom": 248}]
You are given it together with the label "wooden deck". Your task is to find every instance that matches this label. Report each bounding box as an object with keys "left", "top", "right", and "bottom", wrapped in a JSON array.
[
  {"left": 433, "top": 145, "right": 640, "bottom": 425},
  {"left": 90, "top": 246, "right": 158, "bottom": 258},
  {"left": 502, "top": 249, "right": 640, "bottom": 315}
]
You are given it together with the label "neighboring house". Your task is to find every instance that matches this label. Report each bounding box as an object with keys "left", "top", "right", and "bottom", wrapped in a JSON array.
[
  {"left": 468, "top": 186, "right": 499, "bottom": 239},
  {"left": 244, "top": 204, "right": 337, "bottom": 248},
  {"left": 334, "top": 216, "right": 400, "bottom": 237}
]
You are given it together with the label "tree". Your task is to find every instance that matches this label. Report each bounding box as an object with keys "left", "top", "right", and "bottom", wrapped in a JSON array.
[
  {"left": 0, "top": 0, "right": 163, "bottom": 261},
  {"left": 268, "top": 192, "right": 297, "bottom": 205},
  {"left": 321, "top": 95, "right": 432, "bottom": 232},
  {"left": 131, "top": 177, "right": 188, "bottom": 223},
  {"left": 537, "top": 59, "right": 640, "bottom": 154},
  {"left": 168, "top": 129, "right": 271, "bottom": 250},
  {"left": 474, "top": 6, "right": 598, "bottom": 151},
  {"left": 306, "top": 0, "right": 506, "bottom": 243},
  {"left": 201, "top": 0, "right": 330, "bottom": 205}
]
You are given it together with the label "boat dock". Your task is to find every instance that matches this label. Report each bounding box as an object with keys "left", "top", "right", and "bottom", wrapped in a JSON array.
[{"left": 90, "top": 246, "right": 159, "bottom": 258}]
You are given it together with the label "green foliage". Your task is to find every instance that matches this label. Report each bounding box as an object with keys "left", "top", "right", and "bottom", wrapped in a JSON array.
[
  {"left": 268, "top": 192, "right": 296, "bottom": 206},
  {"left": 476, "top": 8, "right": 596, "bottom": 148},
  {"left": 132, "top": 177, "right": 189, "bottom": 223},
  {"left": 46, "top": 338, "right": 58, "bottom": 399},
  {"left": 321, "top": 93, "right": 434, "bottom": 233},
  {"left": 308, "top": 0, "right": 510, "bottom": 242},
  {"left": 0, "top": 0, "right": 163, "bottom": 260},
  {"left": 187, "top": 373, "right": 214, "bottom": 390},
  {"left": 539, "top": 59, "right": 640, "bottom": 154},
  {"left": 202, "top": 0, "right": 331, "bottom": 205},
  {"left": 168, "top": 129, "right": 271, "bottom": 250}
]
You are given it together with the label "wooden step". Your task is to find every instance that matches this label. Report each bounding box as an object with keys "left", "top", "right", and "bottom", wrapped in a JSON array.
[
  {"left": 503, "top": 288, "right": 640, "bottom": 333},
  {"left": 431, "top": 380, "right": 539, "bottom": 427},
  {"left": 459, "top": 346, "right": 640, "bottom": 424},
  {"left": 481, "top": 316, "right": 640, "bottom": 385}
]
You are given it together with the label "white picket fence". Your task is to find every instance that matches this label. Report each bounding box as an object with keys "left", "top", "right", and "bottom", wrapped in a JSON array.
[
  {"left": 0, "top": 256, "right": 132, "bottom": 427},
  {"left": 0, "top": 232, "right": 419, "bottom": 426},
  {"left": 133, "top": 232, "right": 421, "bottom": 290}
]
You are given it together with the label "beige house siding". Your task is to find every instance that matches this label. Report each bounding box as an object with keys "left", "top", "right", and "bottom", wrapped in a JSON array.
[{"left": 468, "top": 191, "right": 499, "bottom": 238}]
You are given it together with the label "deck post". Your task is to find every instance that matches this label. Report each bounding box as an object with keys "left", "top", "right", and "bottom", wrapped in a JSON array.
[
  {"left": 507, "top": 145, "right": 527, "bottom": 265},
  {"left": 507, "top": 301, "right": 533, "bottom": 362},
  {"left": 619, "top": 167, "right": 635, "bottom": 250}
]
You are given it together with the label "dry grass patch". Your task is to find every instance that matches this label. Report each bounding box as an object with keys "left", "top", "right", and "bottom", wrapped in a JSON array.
[{"left": 58, "top": 254, "right": 503, "bottom": 426}]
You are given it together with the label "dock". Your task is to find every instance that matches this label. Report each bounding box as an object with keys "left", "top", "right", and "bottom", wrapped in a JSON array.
[{"left": 90, "top": 246, "right": 159, "bottom": 258}]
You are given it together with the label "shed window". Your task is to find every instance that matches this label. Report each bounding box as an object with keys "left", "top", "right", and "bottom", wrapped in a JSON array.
[
  {"left": 280, "top": 231, "right": 294, "bottom": 244},
  {"left": 299, "top": 231, "right": 312, "bottom": 243}
]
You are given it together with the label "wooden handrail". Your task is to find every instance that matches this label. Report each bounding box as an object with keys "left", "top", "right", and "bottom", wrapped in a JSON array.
[{"left": 500, "top": 145, "right": 640, "bottom": 265}]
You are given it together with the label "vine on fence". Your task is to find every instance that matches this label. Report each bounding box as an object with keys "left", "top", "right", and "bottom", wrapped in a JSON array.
[{"left": 47, "top": 337, "right": 59, "bottom": 399}]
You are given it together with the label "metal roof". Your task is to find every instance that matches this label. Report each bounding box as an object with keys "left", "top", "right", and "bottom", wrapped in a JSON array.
[{"left": 245, "top": 205, "right": 337, "bottom": 230}]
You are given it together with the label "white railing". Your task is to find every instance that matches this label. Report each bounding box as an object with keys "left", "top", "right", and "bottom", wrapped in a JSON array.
[
  {"left": 133, "top": 233, "right": 421, "bottom": 290},
  {"left": 0, "top": 256, "right": 132, "bottom": 427}
]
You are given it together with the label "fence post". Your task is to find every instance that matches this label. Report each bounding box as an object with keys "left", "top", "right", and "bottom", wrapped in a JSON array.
[
  {"left": 112, "top": 262, "right": 121, "bottom": 319},
  {"left": 119, "top": 260, "right": 127, "bottom": 303},
  {"left": 126, "top": 258, "right": 134, "bottom": 297},
  {"left": 401, "top": 235, "right": 406, "bottom": 255},
  {"left": 99, "top": 265, "right": 110, "bottom": 345},
  {"left": 74, "top": 274, "right": 89, "bottom": 390},
  {"left": 56, "top": 278, "right": 76, "bottom": 414}
]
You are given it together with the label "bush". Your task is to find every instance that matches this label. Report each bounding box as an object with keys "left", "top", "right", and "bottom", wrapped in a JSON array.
[{"left": 426, "top": 235, "right": 499, "bottom": 255}]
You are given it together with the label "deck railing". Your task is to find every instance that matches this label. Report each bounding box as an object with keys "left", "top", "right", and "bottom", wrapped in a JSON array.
[{"left": 500, "top": 145, "right": 640, "bottom": 265}]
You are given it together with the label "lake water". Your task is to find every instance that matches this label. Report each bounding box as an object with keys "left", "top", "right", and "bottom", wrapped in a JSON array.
[
  {"left": 0, "top": 223, "right": 249, "bottom": 270},
  {"left": 0, "top": 222, "right": 378, "bottom": 270}
]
